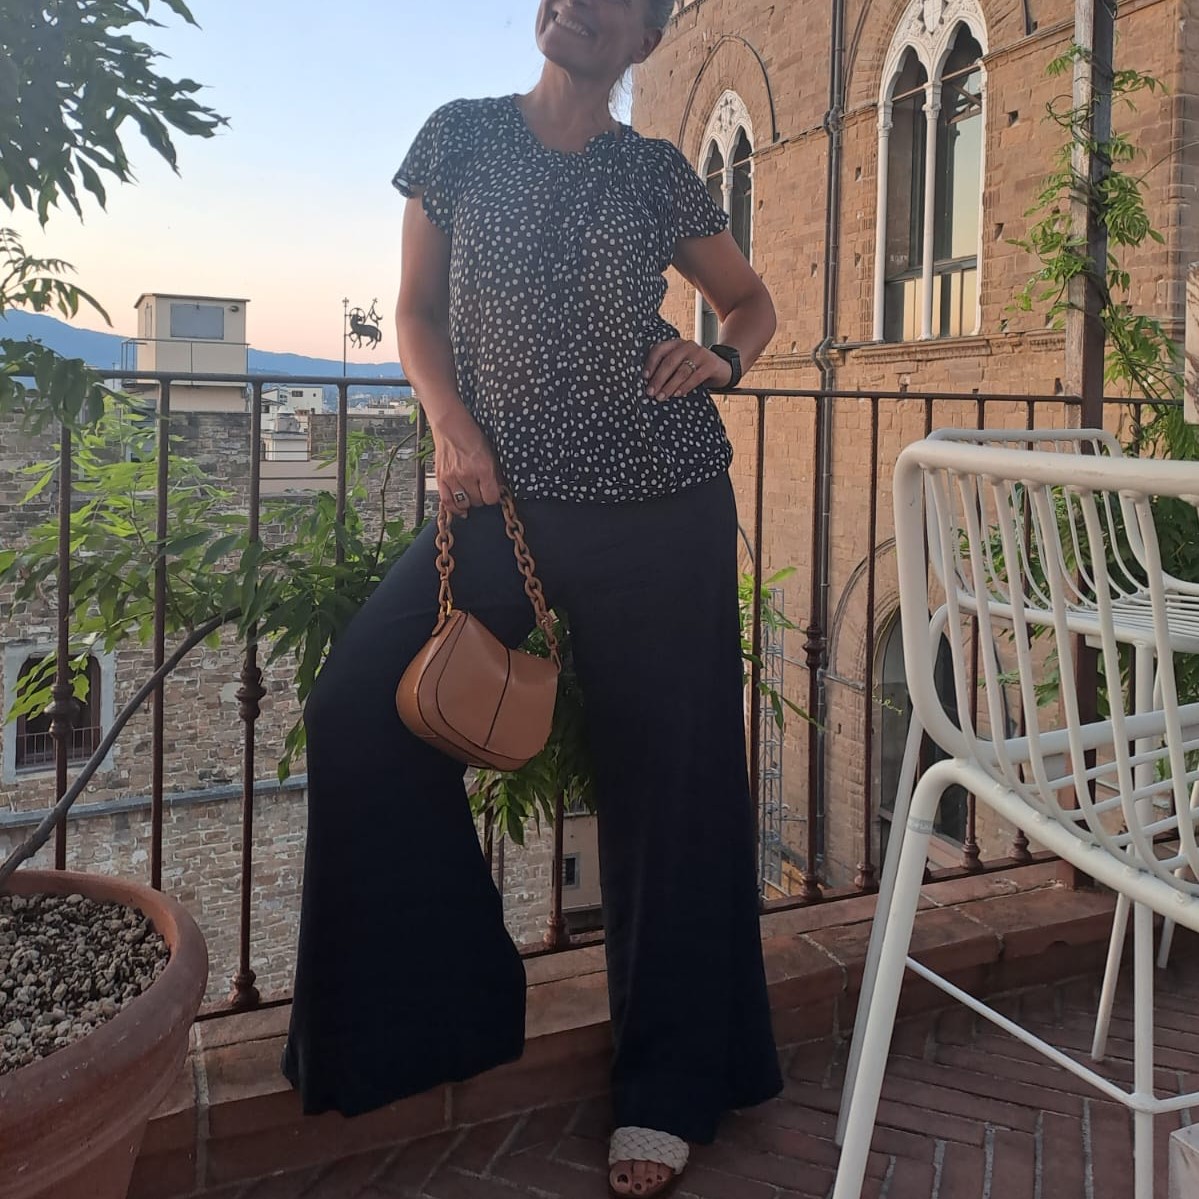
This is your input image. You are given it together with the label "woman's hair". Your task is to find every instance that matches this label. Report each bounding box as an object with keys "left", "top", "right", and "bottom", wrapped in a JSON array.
[{"left": 644, "top": 0, "right": 675, "bottom": 30}]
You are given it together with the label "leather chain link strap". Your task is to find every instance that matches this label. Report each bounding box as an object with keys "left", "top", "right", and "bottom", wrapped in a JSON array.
[
  {"left": 500, "top": 492, "right": 562, "bottom": 669},
  {"left": 433, "top": 491, "right": 561, "bottom": 669},
  {"left": 434, "top": 505, "right": 456, "bottom": 620}
]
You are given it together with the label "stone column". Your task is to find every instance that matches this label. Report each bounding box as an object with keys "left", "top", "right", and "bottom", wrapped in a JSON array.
[
  {"left": 872, "top": 105, "right": 894, "bottom": 343},
  {"left": 920, "top": 83, "right": 942, "bottom": 340}
]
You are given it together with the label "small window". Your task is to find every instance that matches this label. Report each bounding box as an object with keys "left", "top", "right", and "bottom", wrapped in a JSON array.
[
  {"left": 169, "top": 302, "right": 225, "bottom": 341},
  {"left": 14, "top": 655, "right": 102, "bottom": 772},
  {"left": 562, "top": 854, "right": 580, "bottom": 889}
]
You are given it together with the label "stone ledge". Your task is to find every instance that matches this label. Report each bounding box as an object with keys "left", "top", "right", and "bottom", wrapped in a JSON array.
[{"left": 129, "top": 861, "right": 1115, "bottom": 1199}]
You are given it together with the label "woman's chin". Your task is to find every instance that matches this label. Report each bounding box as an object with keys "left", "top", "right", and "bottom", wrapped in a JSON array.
[{"left": 537, "top": 31, "right": 617, "bottom": 79}]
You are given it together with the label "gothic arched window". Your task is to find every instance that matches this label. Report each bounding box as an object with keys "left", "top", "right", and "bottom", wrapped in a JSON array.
[{"left": 874, "top": 4, "right": 987, "bottom": 342}]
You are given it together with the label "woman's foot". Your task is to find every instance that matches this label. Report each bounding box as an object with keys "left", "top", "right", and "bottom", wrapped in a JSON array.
[{"left": 608, "top": 1127, "right": 689, "bottom": 1197}]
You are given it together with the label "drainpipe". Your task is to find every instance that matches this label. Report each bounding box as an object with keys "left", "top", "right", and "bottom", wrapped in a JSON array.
[{"left": 803, "top": 0, "right": 847, "bottom": 884}]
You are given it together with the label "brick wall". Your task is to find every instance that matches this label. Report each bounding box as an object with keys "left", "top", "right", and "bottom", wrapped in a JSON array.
[{"left": 634, "top": 0, "right": 1185, "bottom": 887}]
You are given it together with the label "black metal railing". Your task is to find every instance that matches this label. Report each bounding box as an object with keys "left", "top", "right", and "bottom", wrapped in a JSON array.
[{"left": 0, "top": 372, "right": 1146, "bottom": 1012}]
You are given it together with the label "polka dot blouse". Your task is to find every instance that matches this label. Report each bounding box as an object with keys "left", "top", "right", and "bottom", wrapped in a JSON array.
[{"left": 393, "top": 95, "right": 734, "bottom": 504}]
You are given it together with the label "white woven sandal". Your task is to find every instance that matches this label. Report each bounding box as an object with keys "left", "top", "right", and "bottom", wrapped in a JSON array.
[{"left": 608, "top": 1126, "right": 690, "bottom": 1197}]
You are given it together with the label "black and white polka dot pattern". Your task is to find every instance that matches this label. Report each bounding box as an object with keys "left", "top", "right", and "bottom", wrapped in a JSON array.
[{"left": 393, "top": 95, "right": 734, "bottom": 503}]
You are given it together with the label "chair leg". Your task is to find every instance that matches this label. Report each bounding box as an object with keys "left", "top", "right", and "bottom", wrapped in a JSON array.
[
  {"left": 1156, "top": 918, "right": 1175, "bottom": 971},
  {"left": 836, "top": 705, "right": 926, "bottom": 1147},
  {"left": 1132, "top": 900, "right": 1155, "bottom": 1199},
  {"left": 1092, "top": 892, "right": 1130, "bottom": 1062},
  {"left": 831, "top": 769, "right": 940, "bottom": 1199},
  {"left": 1093, "top": 645, "right": 1158, "bottom": 1060},
  {"left": 1157, "top": 782, "right": 1199, "bottom": 971}
]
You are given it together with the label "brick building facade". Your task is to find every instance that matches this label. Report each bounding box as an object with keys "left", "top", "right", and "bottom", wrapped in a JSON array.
[{"left": 634, "top": 0, "right": 1197, "bottom": 888}]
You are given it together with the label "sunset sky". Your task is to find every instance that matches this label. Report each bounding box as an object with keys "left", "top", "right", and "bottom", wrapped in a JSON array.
[{"left": 11, "top": 0, "right": 558, "bottom": 362}]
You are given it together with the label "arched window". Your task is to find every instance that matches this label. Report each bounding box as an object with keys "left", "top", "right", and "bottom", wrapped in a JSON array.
[
  {"left": 695, "top": 92, "right": 754, "bottom": 346},
  {"left": 875, "top": 615, "right": 968, "bottom": 865},
  {"left": 874, "top": 1, "right": 987, "bottom": 342},
  {"left": 3, "top": 647, "right": 115, "bottom": 784}
]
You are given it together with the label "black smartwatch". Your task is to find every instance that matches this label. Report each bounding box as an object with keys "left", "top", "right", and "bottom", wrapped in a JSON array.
[{"left": 708, "top": 343, "right": 743, "bottom": 389}]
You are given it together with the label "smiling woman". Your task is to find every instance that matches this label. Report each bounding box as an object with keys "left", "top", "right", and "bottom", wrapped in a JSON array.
[{"left": 281, "top": 3, "right": 782, "bottom": 1197}]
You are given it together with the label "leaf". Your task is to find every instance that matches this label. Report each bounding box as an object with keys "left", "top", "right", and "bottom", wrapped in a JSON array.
[{"left": 199, "top": 533, "right": 243, "bottom": 567}]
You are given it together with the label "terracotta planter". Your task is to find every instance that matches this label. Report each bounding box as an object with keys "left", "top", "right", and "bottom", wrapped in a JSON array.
[{"left": 0, "top": 870, "right": 208, "bottom": 1199}]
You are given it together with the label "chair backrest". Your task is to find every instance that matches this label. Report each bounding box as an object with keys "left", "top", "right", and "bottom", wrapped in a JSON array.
[
  {"left": 893, "top": 436, "right": 1199, "bottom": 896},
  {"left": 922, "top": 427, "right": 1168, "bottom": 607}
]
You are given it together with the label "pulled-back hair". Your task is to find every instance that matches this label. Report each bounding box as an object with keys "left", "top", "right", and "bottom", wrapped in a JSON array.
[{"left": 645, "top": 0, "right": 675, "bottom": 29}]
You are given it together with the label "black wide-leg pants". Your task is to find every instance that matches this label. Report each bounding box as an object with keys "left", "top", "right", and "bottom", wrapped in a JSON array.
[{"left": 282, "top": 473, "right": 782, "bottom": 1144}]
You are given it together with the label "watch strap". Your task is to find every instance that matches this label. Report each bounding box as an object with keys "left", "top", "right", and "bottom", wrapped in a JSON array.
[{"left": 708, "top": 343, "right": 743, "bottom": 389}]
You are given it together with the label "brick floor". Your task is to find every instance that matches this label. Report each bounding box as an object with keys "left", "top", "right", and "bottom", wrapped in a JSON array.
[{"left": 182, "top": 949, "right": 1199, "bottom": 1199}]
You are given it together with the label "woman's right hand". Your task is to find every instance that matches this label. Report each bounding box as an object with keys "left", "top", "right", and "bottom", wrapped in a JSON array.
[{"left": 431, "top": 409, "right": 504, "bottom": 517}]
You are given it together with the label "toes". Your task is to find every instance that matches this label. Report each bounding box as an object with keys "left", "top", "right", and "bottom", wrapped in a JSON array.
[{"left": 611, "top": 1160, "right": 675, "bottom": 1196}]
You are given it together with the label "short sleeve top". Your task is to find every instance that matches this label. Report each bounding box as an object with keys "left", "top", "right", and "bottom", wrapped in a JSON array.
[{"left": 393, "top": 95, "right": 733, "bottom": 504}]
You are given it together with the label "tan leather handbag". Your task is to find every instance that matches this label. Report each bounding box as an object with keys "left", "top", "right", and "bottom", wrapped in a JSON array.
[{"left": 396, "top": 492, "right": 561, "bottom": 772}]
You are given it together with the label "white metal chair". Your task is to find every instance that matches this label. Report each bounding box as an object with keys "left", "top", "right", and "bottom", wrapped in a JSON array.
[
  {"left": 831, "top": 437, "right": 1199, "bottom": 1199},
  {"left": 836, "top": 428, "right": 1199, "bottom": 1143}
]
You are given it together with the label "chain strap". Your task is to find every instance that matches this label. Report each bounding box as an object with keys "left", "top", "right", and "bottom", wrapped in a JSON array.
[
  {"left": 434, "top": 506, "right": 456, "bottom": 620},
  {"left": 434, "top": 491, "right": 562, "bottom": 669}
]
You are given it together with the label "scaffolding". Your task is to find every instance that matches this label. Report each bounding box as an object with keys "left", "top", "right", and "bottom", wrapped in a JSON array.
[{"left": 758, "top": 586, "right": 785, "bottom": 891}]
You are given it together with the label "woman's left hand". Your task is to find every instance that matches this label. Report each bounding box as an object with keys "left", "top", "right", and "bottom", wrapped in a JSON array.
[{"left": 643, "top": 338, "right": 732, "bottom": 401}]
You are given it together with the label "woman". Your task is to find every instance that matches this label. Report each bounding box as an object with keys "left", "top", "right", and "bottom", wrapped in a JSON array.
[{"left": 282, "top": 1, "right": 783, "bottom": 1194}]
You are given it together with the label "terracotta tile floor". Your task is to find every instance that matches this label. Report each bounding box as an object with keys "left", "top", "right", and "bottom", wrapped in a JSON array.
[{"left": 191, "top": 948, "right": 1199, "bottom": 1199}]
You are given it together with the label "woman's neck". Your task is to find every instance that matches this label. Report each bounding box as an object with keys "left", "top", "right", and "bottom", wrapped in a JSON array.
[{"left": 517, "top": 66, "right": 620, "bottom": 153}]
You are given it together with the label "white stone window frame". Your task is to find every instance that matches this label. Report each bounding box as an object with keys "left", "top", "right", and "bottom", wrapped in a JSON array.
[
  {"left": 872, "top": 0, "right": 989, "bottom": 342},
  {"left": 2, "top": 643, "right": 116, "bottom": 784},
  {"left": 694, "top": 90, "right": 755, "bottom": 344}
]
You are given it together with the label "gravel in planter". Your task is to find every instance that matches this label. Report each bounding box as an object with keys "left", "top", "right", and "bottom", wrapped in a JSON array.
[{"left": 0, "top": 892, "right": 170, "bottom": 1075}]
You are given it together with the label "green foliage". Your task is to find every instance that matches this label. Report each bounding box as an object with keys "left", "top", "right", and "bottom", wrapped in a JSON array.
[
  {"left": 0, "top": 0, "right": 226, "bottom": 430},
  {"left": 472, "top": 618, "right": 593, "bottom": 846},
  {"left": 0, "top": 399, "right": 418, "bottom": 780},
  {"left": 740, "top": 566, "right": 810, "bottom": 730},
  {"left": 1000, "top": 47, "right": 1199, "bottom": 720},
  {"left": 0, "top": 0, "right": 226, "bottom": 223},
  {"left": 1011, "top": 49, "right": 1179, "bottom": 408}
]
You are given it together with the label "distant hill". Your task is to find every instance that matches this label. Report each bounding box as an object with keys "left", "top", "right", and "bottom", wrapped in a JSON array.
[{"left": 0, "top": 312, "right": 410, "bottom": 388}]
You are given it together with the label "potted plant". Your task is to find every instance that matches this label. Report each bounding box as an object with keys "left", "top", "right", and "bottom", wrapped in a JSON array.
[{"left": 0, "top": 3, "right": 227, "bottom": 1196}]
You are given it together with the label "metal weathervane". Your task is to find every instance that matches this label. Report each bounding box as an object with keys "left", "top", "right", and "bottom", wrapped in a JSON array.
[{"left": 342, "top": 297, "right": 383, "bottom": 374}]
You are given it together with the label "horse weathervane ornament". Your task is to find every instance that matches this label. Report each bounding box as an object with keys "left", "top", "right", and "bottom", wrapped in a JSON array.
[
  {"left": 346, "top": 299, "right": 383, "bottom": 350},
  {"left": 342, "top": 296, "right": 384, "bottom": 377}
]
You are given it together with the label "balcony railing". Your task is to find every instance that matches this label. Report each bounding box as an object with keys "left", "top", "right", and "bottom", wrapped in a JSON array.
[{"left": 0, "top": 370, "right": 1151, "bottom": 1014}]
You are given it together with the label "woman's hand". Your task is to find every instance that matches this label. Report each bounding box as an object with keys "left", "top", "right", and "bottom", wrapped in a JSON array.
[
  {"left": 431, "top": 409, "right": 504, "bottom": 516},
  {"left": 643, "top": 339, "right": 732, "bottom": 401}
]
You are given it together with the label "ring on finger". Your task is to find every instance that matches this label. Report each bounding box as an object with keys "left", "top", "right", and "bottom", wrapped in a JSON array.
[
  {"left": 682, "top": 358, "right": 698, "bottom": 374},
  {"left": 452, "top": 490, "right": 468, "bottom": 504}
]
